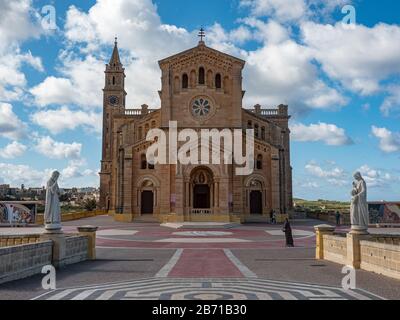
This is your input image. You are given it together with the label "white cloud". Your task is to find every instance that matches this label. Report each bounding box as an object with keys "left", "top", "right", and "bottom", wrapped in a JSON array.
[
  {"left": 30, "top": 54, "right": 104, "bottom": 109},
  {"left": 0, "top": 1, "right": 44, "bottom": 102},
  {"left": 0, "top": 141, "right": 27, "bottom": 159},
  {"left": 305, "top": 162, "right": 346, "bottom": 179},
  {"left": 0, "top": 0, "right": 41, "bottom": 51},
  {"left": 34, "top": 136, "right": 82, "bottom": 160},
  {"left": 0, "top": 103, "right": 27, "bottom": 140},
  {"left": 380, "top": 85, "right": 400, "bottom": 116},
  {"left": 239, "top": 0, "right": 349, "bottom": 22},
  {"left": 301, "top": 22, "right": 400, "bottom": 96},
  {"left": 371, "top": 126, "right": 400, "bottom": 153},
  {"left": 61, "top": 159, "right": 97, "bottom": 179},
  {"left": 31, "top": 106, "right": 102, "bottom": 134},
  {"left": 291, "top": 122, "right": 353, "bottom": 146},
  {"left": 300, "top": 181, "right": 319, "bottom": 188},
  {"left": 358, "top": 165, "right": 395, "bottom": 188},
  {"left": 0, "top": 163, "right": 53, "bottom": 187},
  {"left": 240, "top": 0, "right": 307, "bottom": 22}
]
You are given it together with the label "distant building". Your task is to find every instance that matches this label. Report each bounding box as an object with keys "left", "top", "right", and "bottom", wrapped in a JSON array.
[{"left": 369, "top": 202, "right": 400, "bottom": 223}]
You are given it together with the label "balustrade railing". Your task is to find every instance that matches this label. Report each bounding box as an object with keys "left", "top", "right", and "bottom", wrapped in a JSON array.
[{"left": 191, "top": 209, "right": 212, "bottom": 214}]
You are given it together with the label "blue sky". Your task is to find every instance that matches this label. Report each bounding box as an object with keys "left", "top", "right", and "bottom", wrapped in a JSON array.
[{"left": 0, "top": 0, "right": 399, "bottom": 201}]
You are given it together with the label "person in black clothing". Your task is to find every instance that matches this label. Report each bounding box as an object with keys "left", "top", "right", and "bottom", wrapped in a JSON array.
[
  {"left": 282, "top": 218, "right": 294, "bottom": 247},
  {"left": 335, "top": 211, "right": 341, "bottom": 226}
]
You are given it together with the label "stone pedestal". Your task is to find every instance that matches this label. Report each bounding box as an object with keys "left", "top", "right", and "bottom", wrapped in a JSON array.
[
  {"left": 45, "top": 223, "right": 62, "bottom": 232},
  {"left": 40, "top": 232, "right": 67, "bottom": 268},
  {"left": 346, "top": 232, "right": 371, "bottom": 269},
  {"left": 314, "top": 224, "right": 335, "bottom": 260},
  {"left": 77, "top": 226, "right": 98, "bottom": 260},
  {"left": 350, "top": 225, "right": 369, "bottom": 235}
]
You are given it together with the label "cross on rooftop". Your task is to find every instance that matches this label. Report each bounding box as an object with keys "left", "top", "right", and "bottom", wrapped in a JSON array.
[{"left": 198, "top": 27, "right": 205, "bottom": 42}]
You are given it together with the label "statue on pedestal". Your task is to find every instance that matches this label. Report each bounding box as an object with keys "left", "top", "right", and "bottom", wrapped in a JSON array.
[
  {"left": 350, "top": 172, "right": 369, "bottom": 234},
  {"left": 44, "top": 171, "right": 62, "bottom": 232}
]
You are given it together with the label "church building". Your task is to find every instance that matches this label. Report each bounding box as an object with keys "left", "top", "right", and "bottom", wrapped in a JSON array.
[{"left": 99, "top": 35, "right": 293, "bottom": 223}]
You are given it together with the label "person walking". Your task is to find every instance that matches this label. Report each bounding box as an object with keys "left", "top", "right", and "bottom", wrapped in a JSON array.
[
  {"left": 272, "top": 210, "right": 277, "bottom": 224},
  {"left": 269, "top": 209, "right": 274, "bottom": 224},
  {"left": 335, "top": 211, "right": 341, "bottom": 226},
  {"left": 282, "top": 218, "right": 294, "bottom": 247}
]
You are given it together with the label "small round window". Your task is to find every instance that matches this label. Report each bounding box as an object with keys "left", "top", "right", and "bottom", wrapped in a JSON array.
[{"left": 191, "top": 97, "right": 212, "bottom": 117}]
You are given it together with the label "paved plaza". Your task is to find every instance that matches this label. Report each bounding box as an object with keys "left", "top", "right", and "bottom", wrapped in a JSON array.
[{"left": 0, "top": 215, "right": 399, "bottom": 300}]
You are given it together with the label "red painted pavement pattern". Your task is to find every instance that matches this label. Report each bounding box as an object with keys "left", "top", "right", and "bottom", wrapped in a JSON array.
[{"left": 168, "top": 249, "right": 243, "bottom": 278}]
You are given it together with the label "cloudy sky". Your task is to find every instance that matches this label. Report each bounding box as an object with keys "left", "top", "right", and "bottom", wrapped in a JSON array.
[{"left": 0, "top": 0, "right": 399, "bottom": 201}]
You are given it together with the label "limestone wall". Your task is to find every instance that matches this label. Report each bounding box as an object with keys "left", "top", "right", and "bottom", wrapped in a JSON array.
[
  {"left": 360, "top": 239, "right": 400, "bottom": 280},
  {"left": 316, "top": 225, "right": 400, "bottom": 280},
  {"left": 322, "top": 234, "right": 347, "bottom": 265},
  {"left": 0, "top": 234, "right": 41, "bottom": 247},
  {"left": 35, "top": 210, "right": 106, "bottom": 224},
  {"left": 64, "top": 235, "right": 89, "bottom": 265},
  {"left": 0, "top": 235, "right": 89, "bottom": 285},
  {"left": 0, "top": 241, "right": 52, "bottom": 285}
]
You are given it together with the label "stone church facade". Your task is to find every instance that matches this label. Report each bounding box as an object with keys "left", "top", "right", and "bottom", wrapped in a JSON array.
[{"left": 99, "top": 38, "right": 293, "bottom": 223}]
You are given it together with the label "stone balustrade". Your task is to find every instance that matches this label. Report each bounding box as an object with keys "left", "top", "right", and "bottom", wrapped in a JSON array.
[{"left": 315, "top": 224, "right": 400, "bottom": 280}]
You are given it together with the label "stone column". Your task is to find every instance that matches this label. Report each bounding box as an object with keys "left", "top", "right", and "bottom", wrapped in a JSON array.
[
  {"left": 40, "top": 232, "right": 67, "bottom": 268},
  {"left": 314, "top": 224, "right": 335, "bottom": 260},
  {"left": 346, "top": 232, "right": 371, "bottom": 269},
  {"left": 77, "top": 226, "right": 98, "bottom": 260}
]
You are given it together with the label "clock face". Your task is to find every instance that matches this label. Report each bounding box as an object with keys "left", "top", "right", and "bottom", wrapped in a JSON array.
[
  {"left": 109, "top": 96, "right": 119, "bottom": 105},
  {"left": 191, "top": 97, "right": 212, "bottom": 118}
]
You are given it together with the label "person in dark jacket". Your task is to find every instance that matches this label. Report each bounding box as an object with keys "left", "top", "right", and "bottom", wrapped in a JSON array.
[
  {"left": 282, "top": 218, "right": 294, "bottom": 247},
  {"left": 335, "top": 211, "right": 341, "bottom": 226}
]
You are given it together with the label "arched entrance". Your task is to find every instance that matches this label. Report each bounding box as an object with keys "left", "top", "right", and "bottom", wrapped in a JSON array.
[
  {"left": 139, "top": 179, "right": 156, "bottom": 215},
  {"left": 141, "top": 191, "right": 154, "bottom": 214},
  {"left": 250, "top": 190, "right": 262, "bottom": 215},
  {"left": 193, "top": 185, "right": 210, "bottom": 209},
  {"left": 245, "top": 177, "right": 266, "bottom": 215},
  {"left": 190, "top": 167, "right": 213, "bottom": 212}
]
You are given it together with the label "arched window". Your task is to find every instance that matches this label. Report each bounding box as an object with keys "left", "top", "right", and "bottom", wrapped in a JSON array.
[
  {"left": 182, "top": 73, "right": 188, "bottom": 89},
  {"left": 141, "top": 154, "right": 147, "bottom": 170},
  {"left": 254, "top": 124, "right": 259, "bottom": 138},
  {"left": 199, "top": 67, "right": 205, "bottom": 84},
  {"left": 112, "top": 76, "right": 115, "bottom": 85},
  {"left": 215, "top": 73, "right": 222, "bottom": 89},
  {"left": 261, "top": 126, "right": 266, "bottom": 140},
  {"left": 256, "top": 155, "right": 263, "bottom": 170},
  {"left": 145, "top": 123, "right": 150, "bottom": 136},
  {"left": 247, "top": 121, "right": 252, "bottom": 129}
]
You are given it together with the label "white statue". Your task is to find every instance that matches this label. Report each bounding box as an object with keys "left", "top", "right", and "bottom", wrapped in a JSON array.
[
  {"left": 44, "top": 171, "right": 62, "bottom": 231},
  {"left": 350, "top": 172, "right": 369, "bottom": 233}
]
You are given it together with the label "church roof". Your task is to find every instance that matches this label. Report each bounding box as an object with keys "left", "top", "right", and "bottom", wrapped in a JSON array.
[{"left": 158, "top": 41, "right": 246, "bottom": 67}]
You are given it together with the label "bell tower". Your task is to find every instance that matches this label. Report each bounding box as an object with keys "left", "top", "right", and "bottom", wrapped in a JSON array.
[{"left": 100, "top": 38, "right": 126, "bottom": 211}]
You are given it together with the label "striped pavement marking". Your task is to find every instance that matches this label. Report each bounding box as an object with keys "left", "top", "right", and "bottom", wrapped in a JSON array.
[
  {"left": 32, "top": 277, "right": 385, "bottom": 301},
  {"left": 155, "top": 248, "right": 183, "bottom": 278}
]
